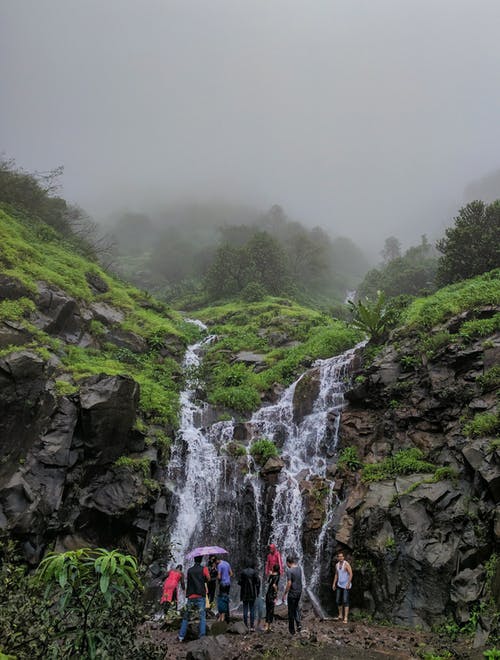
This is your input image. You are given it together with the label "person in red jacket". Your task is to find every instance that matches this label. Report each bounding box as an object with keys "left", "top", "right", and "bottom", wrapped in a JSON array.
[
  {"left": 265, "top": 543, "right": 284, "bottom": 576},
  {"left": 160, "top": 564, "right": 185, "bottom": 613}
]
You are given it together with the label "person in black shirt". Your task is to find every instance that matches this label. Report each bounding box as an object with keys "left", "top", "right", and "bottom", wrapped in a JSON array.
[
  {"left": 238, "top": 559, "right": 261, "bottom": 631},
  {"left": 178, "top": 556, "right": 209, "bottom": 642},
  {"left": 283, "top": 556, "right": 302, "bottom": 635},
  {"left": 264, "top": 563, "right": 280, "bottom": 631}
]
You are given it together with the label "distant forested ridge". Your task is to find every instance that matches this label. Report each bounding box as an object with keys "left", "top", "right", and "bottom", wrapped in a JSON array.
[{"left": 108, "top": 202, "right": 370, "bottom": 308}]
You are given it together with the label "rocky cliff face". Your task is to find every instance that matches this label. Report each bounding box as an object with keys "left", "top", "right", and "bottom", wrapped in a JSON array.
[
  {"left": 0, "top": 273, "right": 185, "bottom": 563},
  {"left": 332, "top": 306, "right": 499, "bottom": 630}
]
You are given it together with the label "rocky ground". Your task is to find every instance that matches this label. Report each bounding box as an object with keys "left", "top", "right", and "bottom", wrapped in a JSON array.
[{"left": 143, "top": 603, "right": 489, "bottom": 660}]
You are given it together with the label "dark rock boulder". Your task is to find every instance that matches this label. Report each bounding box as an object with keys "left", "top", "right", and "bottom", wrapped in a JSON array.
[
  {"left": 450, "top": 567, "right": 486, "bottom": 604},
  {"left": 85, "top": 271, "right": 109, "bottom": 294},
  {"left": 462, "top": 439, "right": 500, "bottom": 503},
  {"left": 79, "top": 374, "right": 139, "bottom": 463},
  {"left": 89, "top": 301, "right": 124, "bottom": 325},
  {"left": 293, "top": 367, "right": 320, "bottom": 425},
  {"left": 34, "top": 283, "right": 85, "bottom": 343},
  {"left": 0, "top": 320, "right": 32, "bottom": 348},
  {"left": 79, "top": 468, "right": 148, "bottom": 515},
  {"left": 104, "top": 328, "right": 148, "bottom": 353},
  {"left": 185, "top": 635, "right": 233, "bottom": 660},
  {"left": 0, "top": 350, "right": 56, "bottom": 479},
  {"left": 36, "top": 397, "right": 79, "bottom": 467},
  {"left": 0, "top": 274, "right": 32, "bottom": 299}
]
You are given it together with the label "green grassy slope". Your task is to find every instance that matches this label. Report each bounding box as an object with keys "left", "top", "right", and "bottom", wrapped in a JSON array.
[
  {"left": 195, "top": 298, "right": 363, "bottom": 414},
  {"left": 0, "top": 206, "right": 197, "bottom": 429}
]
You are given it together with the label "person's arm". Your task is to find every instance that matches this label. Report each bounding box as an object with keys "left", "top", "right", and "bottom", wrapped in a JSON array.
[
  {"left": 180, "top": 575, "right": 185, "bottom": 591},
  {"left": 332, "top": 563, "right": 338, "bottom": 590},
  {"left": 283, "top": 577, "right": 291, "bottom": 600},
  {"left": 345, "top": 561, "right": 353, "bottom": 588},
  {"left": 229, "top": 566, "right": 234, "bottom": 578},
  {"left": 278, "top": 553, "right": 284, "bottom": 575}
]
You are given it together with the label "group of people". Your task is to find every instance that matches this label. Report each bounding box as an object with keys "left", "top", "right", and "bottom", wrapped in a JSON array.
[{"left": 160, "top": 544, "right": 353, "bottom": 642}]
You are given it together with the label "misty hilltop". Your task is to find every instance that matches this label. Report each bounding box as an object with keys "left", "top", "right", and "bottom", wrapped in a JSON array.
[{"left": 3, "top": 0, "right": 500, "bottom": 253}]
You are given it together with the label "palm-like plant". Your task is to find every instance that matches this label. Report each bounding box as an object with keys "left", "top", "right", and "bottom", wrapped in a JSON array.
[{"left": 348, "top": 291, "right": 391, "bottom": 344}]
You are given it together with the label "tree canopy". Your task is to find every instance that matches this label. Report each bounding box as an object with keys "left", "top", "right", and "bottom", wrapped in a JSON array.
[{"left": 436, "top": 200, "right": 500, "bottom": 284}]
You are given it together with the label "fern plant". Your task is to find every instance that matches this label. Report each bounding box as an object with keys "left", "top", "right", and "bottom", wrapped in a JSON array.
[{"left": 348, "top": 291, "right": 392, "bottom": 344}]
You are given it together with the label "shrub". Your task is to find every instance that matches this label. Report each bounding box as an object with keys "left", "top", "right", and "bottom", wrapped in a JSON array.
[
  {"left": 250, "top": 438, "right": 279, "bottom": 465},
  {"left": 477, "top": 366, "right": 500, "bottom": 393},
  {"left": 403, "top": 269, "right": 500, "bottom": 330},
  {"left": 241, "top": 281, "right": 266, "bottom": 302},
  {"left": 114, "top": 456, "right": 151, "bottom": 478},
  {"left": 36, "top": 548, "right": 142, "bottom": 658},
  {"left": 337, "top": 446, "right": 363, "bottom": 471},
  {"left": 463, "top": 411, "right": 500, "bottom": 438},
  {"left": 362, "top": 448, "right": 435, "bottom": 482},
  {"left": 225, "top": 442, "right": 247, "bottom": 457},
  {"left": 0, "top": 537, "right": 52, "bottom": 659},
  {"left": 419, "top": 331, "right": 452, "bottom": 358},
  {"left": 54, "top": 379, "right": 78, "bottom": 397}
]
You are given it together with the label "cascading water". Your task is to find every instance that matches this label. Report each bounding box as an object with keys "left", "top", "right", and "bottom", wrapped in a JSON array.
[{"left": 167, "top": 323, "right": 360, "bottom": 610}]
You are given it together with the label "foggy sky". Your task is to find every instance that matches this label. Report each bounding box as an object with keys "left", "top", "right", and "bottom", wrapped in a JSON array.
[{"left": 2, "top": 0, "right": 500, "bottom": 253}]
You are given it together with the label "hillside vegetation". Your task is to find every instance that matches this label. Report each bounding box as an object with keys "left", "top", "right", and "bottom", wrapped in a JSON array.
[
  {"left": 195, "top": 299, "right": 363, "bottom": 413},
  {"left": 0, "top": 205, "right": 194, "bottom": 429}
]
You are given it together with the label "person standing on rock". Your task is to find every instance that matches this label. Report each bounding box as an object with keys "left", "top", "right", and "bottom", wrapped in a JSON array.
[
  {"left": 264, "top": 563, "right": 280, "bottom": 631},
  {"left": 332, "top": 550, "right": 353, "bottom": 623},
  {"left": 238, "top": 559, "right": 261, "bottom": 631},
  {"left": 160, "top": 564, "right": 184, "bottom": 614},
  {"left": 177, "top": 556, "right": 210, "bottom": 642},
  {"left": 265, "top": 543, "right": 284, "bottom": 576},
  {"left": 206, "top": 555, "right": 218, "bottom": 607},
  {"left": 283, "top": 556, "right": 302, "bottom": 635},
  {"left": 216, "top": 555, "right": 233, "bottom": 594}
]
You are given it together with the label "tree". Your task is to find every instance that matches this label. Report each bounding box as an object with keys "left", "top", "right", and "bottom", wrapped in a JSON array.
[
  {"left": 436, "top": 200, "right": 500, "bottom": 284},
  {"left": 246, "top": 231, "right": 288, "bottom": 295},
  {"left": 358, "top": 235, "right": 438, "bottom": 299},
  {"left": 381, "top": 236, "right": 402, "bottom": 264}
]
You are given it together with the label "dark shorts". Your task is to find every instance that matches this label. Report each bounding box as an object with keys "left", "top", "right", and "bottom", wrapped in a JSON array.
[
  {"left": 219, "top": 583, "right": 230, "bottom": 595},
  {"left": 336, "top": 587, "right": 350, "bottom": 606}
]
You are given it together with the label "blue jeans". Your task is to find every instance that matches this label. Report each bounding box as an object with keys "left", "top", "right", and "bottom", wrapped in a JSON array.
[
  {"left": 242, "top": 599, "right": 255, "bottom": 628},
  {"left": 179, "top": 597, "right": 206, "bottom": 639}
]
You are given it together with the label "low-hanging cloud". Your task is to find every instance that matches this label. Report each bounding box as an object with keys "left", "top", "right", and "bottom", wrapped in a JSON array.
[{"left": 1, "top": 0, "right": 500, "bottom": 255}]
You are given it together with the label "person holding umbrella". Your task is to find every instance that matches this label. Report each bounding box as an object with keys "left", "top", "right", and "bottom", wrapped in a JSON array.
[{"left": 177, "top": 556, "right": 210, "bottom": 642}]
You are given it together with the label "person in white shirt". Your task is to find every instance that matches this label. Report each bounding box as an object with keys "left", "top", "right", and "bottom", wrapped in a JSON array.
[{"left": 332, "top": 550, "right": 353, "bottom": 623}]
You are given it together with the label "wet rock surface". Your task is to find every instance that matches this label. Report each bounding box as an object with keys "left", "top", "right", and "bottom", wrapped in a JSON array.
[
  {"left": 335, "top": 312, "right": 499, "bottom": 630},
  {"left": 144, "top": 607, "right": 486, "bottom": 659}
]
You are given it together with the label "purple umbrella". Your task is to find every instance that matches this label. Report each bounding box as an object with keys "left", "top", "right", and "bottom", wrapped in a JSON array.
[{"left": 185, "top": 545, "right": 228, "bottom": 560}]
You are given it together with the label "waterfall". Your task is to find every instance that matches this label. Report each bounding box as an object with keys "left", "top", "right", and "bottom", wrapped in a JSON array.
[{"left": 166, "top": 323, "right": 360, "bottom": 610}]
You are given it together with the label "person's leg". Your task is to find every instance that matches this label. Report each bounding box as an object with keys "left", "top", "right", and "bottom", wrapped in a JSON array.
[
  {"left": 249, "top": 599, "right": 255, "bottom": 629},
  {"left": 243, "top": 601, "right": 249, "bottom": 628},
  {"left": 287, "top": 596, "right": 297, "bottom": 634},
  {"left": 343, "top": 589, "right": 350, "bottom": 622},
  {"left": 335, "top": 588, "right": 343, "bottom": 619},
  {"left": 178, "top": 600, "right": 192, "bottom": 640},
  {"left": 196, "top": 597, "right": 206, "bottom": 637},
  {"left": 294, "top": 595, "right": 301, "bottom": 631}
]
